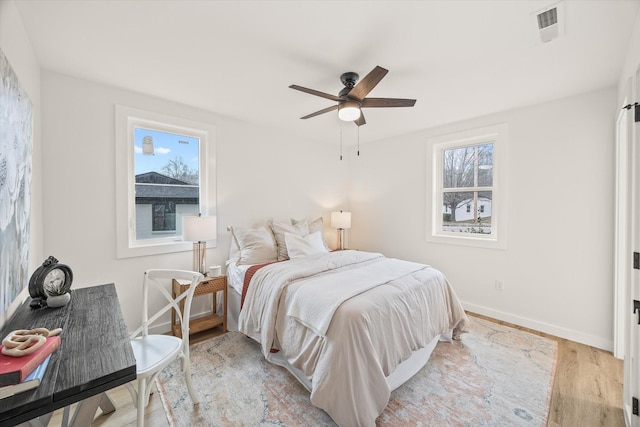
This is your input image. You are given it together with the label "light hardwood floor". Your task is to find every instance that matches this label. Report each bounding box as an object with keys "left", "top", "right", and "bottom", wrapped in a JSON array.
[
  {"left": 48, "top": 312, "right": 624, "bottom": 427},
  {"left": 471, "top": 313, "right": 625, "bottom": 427}
]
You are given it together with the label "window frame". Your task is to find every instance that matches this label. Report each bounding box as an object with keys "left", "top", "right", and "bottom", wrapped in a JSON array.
[
  {"left": 115, "top": 105, "right": 216, "bottom": 258},
  {"left": 426, "top": 123, "right": 508, "bottom": 249}
]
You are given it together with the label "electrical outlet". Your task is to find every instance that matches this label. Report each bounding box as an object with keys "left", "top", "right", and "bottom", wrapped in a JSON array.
[{"left": 495, "top": 280, "right": 505, "bottom": 291}]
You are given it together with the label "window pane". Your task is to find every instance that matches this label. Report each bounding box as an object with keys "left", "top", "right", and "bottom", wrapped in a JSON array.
[
  {"left": 443, "top": 146, "right": 475, "bottom": 188},
  {"left": 442, "top": 191, "right": 492, "bottom": 234},
  {"left": 477, "top": 143, "right": 493, "bottom": 186},
  {"left": 134, "top": 128, "right": 200, "bottom": 240},
  {"left": 477, "top": 191, "right": 492, "bottom": 233},
  {"left": 443, "top": 143, "right": 493, "bottom": 188}
]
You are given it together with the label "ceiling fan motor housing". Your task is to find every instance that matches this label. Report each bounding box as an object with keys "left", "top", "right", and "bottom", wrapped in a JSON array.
[
  {"left": 340, "top": 72, "right": 359, "bottom": 87},
  {"left": 339, "top": 72, "right": 359, "bottom": 96}
]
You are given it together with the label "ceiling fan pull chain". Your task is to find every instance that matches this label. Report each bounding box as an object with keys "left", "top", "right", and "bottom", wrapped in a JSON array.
[
  {"left": 357, "top": 125, "right": 360, "bottom": 156},
  {"left": 340, "top": 123, "right": 343, "bottom": 161}
]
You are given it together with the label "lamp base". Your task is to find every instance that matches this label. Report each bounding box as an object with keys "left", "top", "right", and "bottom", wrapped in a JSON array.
[
  {"left": 338, "top": 229, "right": 345, "bottom": 251},
  {"left": 193, "top": 241, "right": 207, "bottom": 275}
]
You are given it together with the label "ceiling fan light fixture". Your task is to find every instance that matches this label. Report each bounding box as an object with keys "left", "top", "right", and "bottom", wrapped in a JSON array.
[{"left": 338, "top": 101, "right": 361, "bottom": 121}]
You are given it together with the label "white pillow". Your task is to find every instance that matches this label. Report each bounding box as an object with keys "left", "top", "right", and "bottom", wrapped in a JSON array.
[
  {"left": 227, "top": 234, "right": 240, "bottom": 264},
  {"left": 269, "top": 219, "right": 309, "bottom": 261},
  {"left": 230, "top": 225, "right": 278, "bottom": 265},
  {"left": 291, "top": 217, "right": 328, "bottom": 249},
  {"left": 285, "top": 231, "right": 328, "bottom": 259}
]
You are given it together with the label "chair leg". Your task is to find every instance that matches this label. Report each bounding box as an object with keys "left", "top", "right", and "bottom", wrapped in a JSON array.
[
  {"left": 183, "top": 357, "right": 200, "bottom": 405},
  {"left": 137, "top": 378, "right": 146, "bottom": 427},
  {"left": 125, "top": 382, "right": 138, "bottom": 407}
]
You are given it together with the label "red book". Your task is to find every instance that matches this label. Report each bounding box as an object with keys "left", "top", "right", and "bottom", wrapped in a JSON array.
[{"left": 0, "top": 336, "right": 61, "bottom": 387}]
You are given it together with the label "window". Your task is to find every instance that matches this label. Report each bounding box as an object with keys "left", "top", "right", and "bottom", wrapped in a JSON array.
[
  {"left": 115, "top": 105, "right": 216, "bottom": 258},
  {"left": 133, "top": 128, "right": 200, "bottom": 240},
  {"left": 152, "top": 201, "right": 176, "bottom": 232},
  {"left": 443, "top": 143, "right": 493, "bottom": 234},
  {"left": 426, "top": 123, "right": 507, "bottom": 249}
]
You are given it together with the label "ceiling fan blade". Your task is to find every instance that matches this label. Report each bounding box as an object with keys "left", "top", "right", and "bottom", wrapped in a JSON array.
[
  {"left": 300, "top": 104, "right": 339, "bottom": 119},
  {"left": 361, "top": 97, "right": 417, "bottom": 108},
  {"left": 355, "top": 112, "right": 366, "bottom": 126},
  {"left": 347, "top": 66, "right": 388, "bottom": 101},
  {"left": 289, "top": 85, "right": 341, "bottom": 102}
]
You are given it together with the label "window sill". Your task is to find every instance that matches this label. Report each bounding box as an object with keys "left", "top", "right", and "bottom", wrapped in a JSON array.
[{"left": 426, "top": 232, "right": 506, "bottom": 250}]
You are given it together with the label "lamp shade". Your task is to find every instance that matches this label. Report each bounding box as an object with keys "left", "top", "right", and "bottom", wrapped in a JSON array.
[
  {"left": 331, "top": 211, "right": 351, "bottom": 229},
  {"left": 183, "top": 215, "right": 217, "bottom": 242}
]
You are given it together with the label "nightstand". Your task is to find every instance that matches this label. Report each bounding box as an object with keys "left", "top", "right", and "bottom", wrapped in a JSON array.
[{"left": 171, "top": 275, "right": 227, "bottom": 337}]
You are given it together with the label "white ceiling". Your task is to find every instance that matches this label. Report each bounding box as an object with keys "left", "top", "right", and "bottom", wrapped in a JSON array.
[{"left": 14, "top": 0, "right": 640, "bottom": 145}]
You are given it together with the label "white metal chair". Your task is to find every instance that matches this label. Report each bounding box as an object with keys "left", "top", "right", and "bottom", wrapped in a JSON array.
[{"left": 126, "top": 269, "right": 204, "bottom": 427}]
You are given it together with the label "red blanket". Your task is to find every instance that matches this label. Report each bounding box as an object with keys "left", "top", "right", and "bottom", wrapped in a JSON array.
[{"left": 240, "top": 261, "right": 279, "bottom": 309}]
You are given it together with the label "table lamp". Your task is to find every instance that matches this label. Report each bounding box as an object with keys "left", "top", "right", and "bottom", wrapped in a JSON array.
[
  {"left": 331, "top": 211, "right": 351, "bottom": 250},
  {"left": 183, "top": 214, "right": 217, "bottom": 275}
]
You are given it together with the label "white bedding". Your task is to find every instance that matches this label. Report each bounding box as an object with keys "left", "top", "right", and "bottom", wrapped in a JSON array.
[
  {"left": 225, "top": 261, "right": 250, "bottom": 294},
  {"left": 286, "top": 255, "right": 427, "bottom": 336},
  {"left": 238, "top": 250, "right": 469, "bottom": 427}
]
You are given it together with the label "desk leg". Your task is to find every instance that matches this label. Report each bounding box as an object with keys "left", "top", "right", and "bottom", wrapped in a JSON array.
[
  {"left": 18, "top": 413, "right": 52, "bottom": 427},
  {"left": 16, "top": 392, "right": 115, "bottom": 427},
  {"left": 62, "top": 406, "right": 70, "bottom": 426},
  {"left": 68, "top": 392, "right": 116, "bottom": 426},
  {"left": 98, "top": 392, "right": 117, "bottom": 414}
]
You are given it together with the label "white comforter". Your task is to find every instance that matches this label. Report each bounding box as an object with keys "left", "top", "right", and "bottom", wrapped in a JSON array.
[{"left": 238, "top": 250, "right": 469, "bottom": 427}]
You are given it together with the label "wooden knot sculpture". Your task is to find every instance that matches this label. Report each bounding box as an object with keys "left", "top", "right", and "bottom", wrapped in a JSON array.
[{"left": 1, "top": 327, "right": 62, "bottom": 357}]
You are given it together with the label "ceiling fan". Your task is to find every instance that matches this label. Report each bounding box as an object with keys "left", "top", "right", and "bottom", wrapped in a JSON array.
[{"left": 289, "top": 65, "right": 416, "bottom": 126}]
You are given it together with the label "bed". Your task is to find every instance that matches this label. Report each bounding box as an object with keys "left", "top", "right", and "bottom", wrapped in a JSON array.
[{"left": 224, "top": 219, "right": 469, "bottom": 426}]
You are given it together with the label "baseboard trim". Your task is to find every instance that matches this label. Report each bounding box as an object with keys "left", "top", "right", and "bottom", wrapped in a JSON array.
[{"left": 462, "top": 302, "right": 613, "bottom": 352}]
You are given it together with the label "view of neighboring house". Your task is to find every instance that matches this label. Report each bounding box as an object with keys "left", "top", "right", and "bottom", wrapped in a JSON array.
[
  {"left": 134, "top": 172, "right": 199, "bottom": 240},
  {"left": 442, "top": 196, "right": 492, "bottom": 233},
  {"left": 443, "top": 196, "right": 492, "bottom": 222}
]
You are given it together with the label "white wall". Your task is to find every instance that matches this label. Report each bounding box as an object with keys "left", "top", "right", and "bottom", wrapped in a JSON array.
[
  {"left": 618, "top": 7, "right": 640, "bottom": 106},
  {"left": 40, "top": 70, "right": 348, "bottom": 331},
  {"left": 0, "top": 0, "right": 43, "bottom": 325},
  {"left": 348, "top": 87, "right": 617, "bottom": 350}
]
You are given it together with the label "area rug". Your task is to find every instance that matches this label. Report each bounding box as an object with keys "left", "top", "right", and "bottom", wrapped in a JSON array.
[{"left": 156, "top": 316, "right": 557, "bottom": 426}]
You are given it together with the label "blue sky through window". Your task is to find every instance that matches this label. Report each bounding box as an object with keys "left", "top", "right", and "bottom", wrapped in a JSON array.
[{"left": 133, "top": 127, "right": 199, "bottom": 176}]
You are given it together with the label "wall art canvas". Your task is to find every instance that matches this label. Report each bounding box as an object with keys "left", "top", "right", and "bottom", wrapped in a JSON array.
[{"left": 0, "top": 48, "right": 33, "bottom": 314}]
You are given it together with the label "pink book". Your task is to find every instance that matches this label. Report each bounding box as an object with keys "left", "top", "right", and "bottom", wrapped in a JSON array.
[{"left": 0, "top": 336, "right": 61, "bottom": 386}]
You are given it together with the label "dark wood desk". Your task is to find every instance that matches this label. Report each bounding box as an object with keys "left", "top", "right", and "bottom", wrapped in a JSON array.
[{"left": 0, "top": 284, "right": 136, "bottom": 427}]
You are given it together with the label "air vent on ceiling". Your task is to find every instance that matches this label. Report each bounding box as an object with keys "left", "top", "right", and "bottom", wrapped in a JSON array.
[
  {"left": 532, "top": 1, "right": 565, "bottom": 43},
  {"left": 537, "top": 8, "right": 557, "bottom": 29}
]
